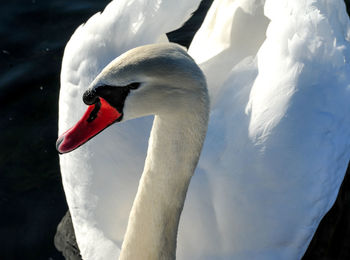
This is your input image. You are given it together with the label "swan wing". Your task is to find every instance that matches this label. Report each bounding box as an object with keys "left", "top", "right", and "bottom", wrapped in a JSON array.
[{"left": 179, "top": 0, "right": 350, "bottom": 259}]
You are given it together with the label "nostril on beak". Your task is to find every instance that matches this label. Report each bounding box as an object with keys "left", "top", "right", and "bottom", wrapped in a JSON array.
[{"left": 83, "top": 89, "right": 98, "bottom": 105}]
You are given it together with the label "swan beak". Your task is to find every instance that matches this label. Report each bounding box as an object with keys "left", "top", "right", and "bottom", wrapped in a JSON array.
[{"left": 56, "top": 97, "right": 122, "bottom": 154}]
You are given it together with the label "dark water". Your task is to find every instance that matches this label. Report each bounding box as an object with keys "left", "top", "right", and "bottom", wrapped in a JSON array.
[
  {"left": 0, "top": 0, "right": 349, "bottom": 259},
  {"left": 0, "top": 1, "right": 112, "bottom": 259}
]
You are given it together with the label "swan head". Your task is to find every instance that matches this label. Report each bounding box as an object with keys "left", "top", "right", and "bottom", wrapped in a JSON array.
[{"left": 56, "top": 43, "right": 208, "bottom": 154}]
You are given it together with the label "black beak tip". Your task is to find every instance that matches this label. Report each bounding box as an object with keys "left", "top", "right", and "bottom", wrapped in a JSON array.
[{"left": 56, "top": 136, "right": 64, "bottom": 154}]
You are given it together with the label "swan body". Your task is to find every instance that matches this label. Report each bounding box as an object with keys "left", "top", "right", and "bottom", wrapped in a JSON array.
[{"left": 58, "top": 0, "right": 350, "bottom": 259}]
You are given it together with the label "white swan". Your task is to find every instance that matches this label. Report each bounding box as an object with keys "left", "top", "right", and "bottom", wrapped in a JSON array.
[
  {"left": 57, "top": 43, "right": 209, "bottom": 259},
  {"left": 57, "top": 0, "right": 350, "bottom": 259}
]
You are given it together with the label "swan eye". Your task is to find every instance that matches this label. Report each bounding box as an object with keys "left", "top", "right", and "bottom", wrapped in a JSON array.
[{"left": 128, "top": 82, "right": 140, "bottom": 90}]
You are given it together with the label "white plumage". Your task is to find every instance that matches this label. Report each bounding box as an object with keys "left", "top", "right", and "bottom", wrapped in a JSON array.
[{"left": 58, "top": 0, "right": 350, "bottom": 259}]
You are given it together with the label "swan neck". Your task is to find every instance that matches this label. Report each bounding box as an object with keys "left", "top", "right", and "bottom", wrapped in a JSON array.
[{"left": 120, "top": 107, "right": 208, "bottom": 259}]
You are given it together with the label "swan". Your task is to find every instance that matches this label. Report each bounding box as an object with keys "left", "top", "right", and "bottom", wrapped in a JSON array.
[
  {"left": 57, "top": 42, "right": 209, "bottom": 259},
  {"left": 57, "top": 0, "right": 350, "bottom": 259}
]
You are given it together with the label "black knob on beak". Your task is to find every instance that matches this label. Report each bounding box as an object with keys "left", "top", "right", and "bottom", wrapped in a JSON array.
[{"left": 83, "top": 89, "right": 98, "bottom": 105}]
